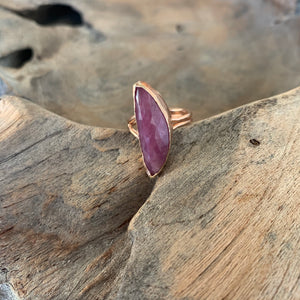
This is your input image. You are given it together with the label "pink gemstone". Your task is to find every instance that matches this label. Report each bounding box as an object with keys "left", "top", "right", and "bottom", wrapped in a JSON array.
[{"left": 135, "top": 86, "right": 170, "bottom": 176}]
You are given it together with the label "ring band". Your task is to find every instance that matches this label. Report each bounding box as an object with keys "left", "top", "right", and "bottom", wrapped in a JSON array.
[
  {"left": 128, "top": 81, "right": 192, "bottom": 177},
  {"left": 128, "top": 107, "right": 191, "bottom": 139}
]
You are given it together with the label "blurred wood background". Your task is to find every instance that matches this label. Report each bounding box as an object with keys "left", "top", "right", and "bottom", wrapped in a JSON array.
[
  {"left": 0, "top": 0, "right": 299, "bottom": 299},
  {"left": 0, "top": 0, "right": 300, "bottom": 128}
]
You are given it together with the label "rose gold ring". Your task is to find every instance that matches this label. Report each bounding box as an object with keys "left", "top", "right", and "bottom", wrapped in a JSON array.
[{"left": 128, "top": 81, "right": 192, "bottom": 178}]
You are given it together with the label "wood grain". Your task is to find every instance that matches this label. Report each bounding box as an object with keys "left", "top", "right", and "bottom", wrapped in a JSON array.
[
  {"left": 121, "top": 88, "right": 300, "bottom": 300},
  {"left": 0, "top": 0, "right": 299, "bottom": 299},
  {"left": 0, "top": 96, "right": 154, "bottom": 299},
  {"left": 0, "top": 87, "right": 299, "bottom": 299}
]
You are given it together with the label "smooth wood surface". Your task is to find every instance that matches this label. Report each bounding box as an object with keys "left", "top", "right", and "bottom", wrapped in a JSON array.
[{"left": 0, "top": 87, "right": 299, "bottom": 299}]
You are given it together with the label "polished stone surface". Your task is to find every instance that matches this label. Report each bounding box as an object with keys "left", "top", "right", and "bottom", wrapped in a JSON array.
[{"left": 135, "top": 87, "right": 170, "bottom": 176}]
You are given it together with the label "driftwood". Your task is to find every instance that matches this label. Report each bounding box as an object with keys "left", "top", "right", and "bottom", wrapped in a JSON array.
[
  {"left": 0, "top": 88, "right": 299, "bottom": 299},
  {"left": 0, "top": 0, "right": 300, "bottom": 299},
  {"left": 0, "top": 0, "right": 300, "bottom": 129}
]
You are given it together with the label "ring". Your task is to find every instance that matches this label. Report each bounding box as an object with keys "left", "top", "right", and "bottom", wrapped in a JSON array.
[{"left": 128, "top": 81, "right": 192, "bottom": 177}]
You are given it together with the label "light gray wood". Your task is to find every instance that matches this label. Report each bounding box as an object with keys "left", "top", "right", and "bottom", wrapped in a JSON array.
[
  {"left": 0, "top": 87, "right": 299, "bottom": 299},
  {"left": 0, "top": 0, "right": 300, "bottom": 299},
  {"left": 0, "top": 95, "right": 154, "bottom": 299}
]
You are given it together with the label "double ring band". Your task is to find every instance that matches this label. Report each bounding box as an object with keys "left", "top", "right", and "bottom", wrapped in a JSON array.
[{"left": 128, "top": 107, "right": 191, "bottom": 139}]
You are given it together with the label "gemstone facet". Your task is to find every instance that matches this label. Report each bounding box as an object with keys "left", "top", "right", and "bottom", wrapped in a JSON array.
[{"left": 134, "top": 85, "right": 170, "bottom": 176}]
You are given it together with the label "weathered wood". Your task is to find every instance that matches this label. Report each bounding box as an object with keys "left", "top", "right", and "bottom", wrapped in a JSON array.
[
  {"left": 0, "top": 96, "right": 154, "bottom": 299},
  {"left": 0, "top": 0, "right": 300, "bottom": 128},
  {"left": 0, "top": 87, "right": 299, "bottom": 299},
  {"left": 0, "top": 0, "right": 300, "bottom": 299},
  {"left": 121, "top": 89, "right": 300, "bottom": 300}
]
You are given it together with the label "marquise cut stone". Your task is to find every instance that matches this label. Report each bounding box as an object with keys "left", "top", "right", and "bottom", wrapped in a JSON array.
[{"left": 135, "top": 86, "right": 170, "bottom": 176}]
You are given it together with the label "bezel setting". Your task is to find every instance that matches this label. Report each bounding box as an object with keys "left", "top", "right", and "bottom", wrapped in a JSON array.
[{"left": 133, "top": 81, "right": 172, "bottom": 178}]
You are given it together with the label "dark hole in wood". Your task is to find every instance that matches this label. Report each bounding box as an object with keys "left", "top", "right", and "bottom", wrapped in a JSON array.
[
  {"left": 0, "top": 48, "right": 33, "bottom": 69},
  {"left": 15, "top": 4, "right": 83, "bottom": 26},
  {"left": 249, "top": 139, "right": 260, "bottom": 146},
  {"left": 175, "top": 24, "right": 184, "bottom": 33}
]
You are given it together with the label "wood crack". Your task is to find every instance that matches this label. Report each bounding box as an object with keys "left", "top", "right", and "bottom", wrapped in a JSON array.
[{"left": 0, "top": 128, "right": 65, "bottom": 165}]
